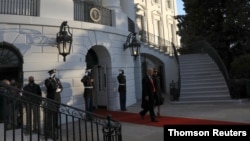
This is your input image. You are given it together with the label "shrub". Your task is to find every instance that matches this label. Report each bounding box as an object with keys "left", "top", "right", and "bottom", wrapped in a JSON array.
[
  {"left": 230, "top": 54, "right": 250, "bottom": 79},
  {"left": 229, "top": 79, "right": 247, "bottom": 99}
]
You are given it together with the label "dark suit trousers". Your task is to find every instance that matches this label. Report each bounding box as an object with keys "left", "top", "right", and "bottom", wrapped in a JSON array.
[{"left": 140, "top": 105, "right": 156, "bottom": 121}]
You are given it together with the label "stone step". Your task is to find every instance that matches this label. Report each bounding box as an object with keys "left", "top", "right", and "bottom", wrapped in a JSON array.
[
  {"left": 178, "top": 53, "right": 230, "bottom": 104},
  {"left": 170, "top": 99, "right": 246, "bottom": 104},
  {"left": 181, "top": 81, "right": 226, "bottom": 87}
]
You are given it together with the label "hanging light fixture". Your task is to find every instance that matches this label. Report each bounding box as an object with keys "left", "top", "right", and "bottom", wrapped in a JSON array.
[
  {"left": 56, "top": 21, "right": 73, "bottom": 62},
  {"left": 123, "top": 32, "right": 141, "bottom": 60}
]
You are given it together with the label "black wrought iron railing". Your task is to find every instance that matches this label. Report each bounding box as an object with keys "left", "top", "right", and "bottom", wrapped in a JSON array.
[
  {"left": 171, "top": 43, "right": 180, "bottom": 100},
  {"left": 73, "top": 0, "right": 112, "bottom": 26},
  {"left": 0, "top": 82, "right": 121, "bottom": 141},
  {"left": 199, "top": 41, "right": 231, "bottom": 96},
  {"left": 0, "top": 0, "right": 112, "bottom": 26},
  {"left": 139, "top": 30, "right": 174, "bottom": 55},
  {"left": 0, "top": 0, "right": 40, "bottom": 16}
]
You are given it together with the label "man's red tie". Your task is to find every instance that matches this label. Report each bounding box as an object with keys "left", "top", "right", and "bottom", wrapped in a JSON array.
[{"left": 150, "top": 77, "right": 156, "bottom": 93}]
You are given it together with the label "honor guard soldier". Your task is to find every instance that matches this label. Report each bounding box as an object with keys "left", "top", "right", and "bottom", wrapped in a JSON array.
[
  {"left": 81, "top": 69, "right": 94, "bottom": 120},
  {"left": 44, "top": 69, "right": 63, "bottom": 139},
  {"left": 117, "top": 69, "right": 127, "bottom": 111}
]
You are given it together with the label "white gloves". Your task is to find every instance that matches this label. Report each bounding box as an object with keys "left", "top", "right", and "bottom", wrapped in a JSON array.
[{"left": 56, "top": 88, "right": 62, "bottom": 93}]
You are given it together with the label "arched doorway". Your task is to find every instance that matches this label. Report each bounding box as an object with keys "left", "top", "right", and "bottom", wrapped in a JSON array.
[
  {"left": 0, "top": 42, "right": 23, "bottom": 86},
  {"left": 140, "top": 54, "right": 166, "bottom": 94},
  {"left": 85, "top": 46, "right": 111, "bottom": 109},
  {"left": 86, "top": 48, "right": 98, "bottom": 70}
]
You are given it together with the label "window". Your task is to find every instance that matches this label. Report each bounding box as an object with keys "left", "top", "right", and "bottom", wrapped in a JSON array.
[
  {"left": 137, "top": 15, "right": 144, "bottom": 31},
  {"left": 0, "top": 42, "right": 23, "bottom": 65},
  {"left": 170, "top": 23, "right": 174, "bottom": 42},
  {"left": 153, "top": 0, "right": 159, "bottom": 4},
  {"left": 167, "top": 0, "right": 172, "bottom": 9},
  {"left": 128, "top": 17, "right": 135, "bottom": 33},
  {"left": 154, "top": 19, "right": 161, "bottom": 46},
  {"left": 137, "top": 15, "right": 146, "bottom": 41}
]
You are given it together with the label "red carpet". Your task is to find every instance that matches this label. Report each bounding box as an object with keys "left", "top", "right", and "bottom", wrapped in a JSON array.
[{"left": 94, "top": 110, "right": 248, "bottom": 127}]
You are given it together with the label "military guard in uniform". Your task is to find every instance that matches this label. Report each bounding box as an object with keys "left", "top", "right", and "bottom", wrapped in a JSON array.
[
  {"left": 117, "top": 69, "right": 127, "bottom": 111},
  {"left": 44, "top": 69, "right": 63, "bottom": 139},
  {"left": 81, "top": 69, "right": 94, "bottom": 120}
]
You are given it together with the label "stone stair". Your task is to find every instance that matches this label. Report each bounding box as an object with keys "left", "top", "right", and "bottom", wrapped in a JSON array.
[{"left": 177, "top": 53, "right": 239, "bottom": 104}]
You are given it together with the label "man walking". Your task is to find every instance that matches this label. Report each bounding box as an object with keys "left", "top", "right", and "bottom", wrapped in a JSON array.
[
  {"left": 139, "top": 68, "right": 158, "bottom": 122},
  {"left": 152, "top": 68, "right": 164, "bottom": 116}
]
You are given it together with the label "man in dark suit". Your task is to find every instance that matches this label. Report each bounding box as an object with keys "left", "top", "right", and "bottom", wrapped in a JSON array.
[
  {"left": 152, "top": 68, "right": 164, "bottom": 117},
  {"left": 0, "top": 80, "right": 10, "bottom": 124},
  {"left": 44, "top": 69, "right": 63, "bottom": 139},
  {"left": 117, "top": 69, "right": 127, "bottom": 111},
  {"left": 139, "top": 68, "right": 158, "bottom": 122},
  {"left": 23, "top": 76, "right": 42, "bottom": 132}
]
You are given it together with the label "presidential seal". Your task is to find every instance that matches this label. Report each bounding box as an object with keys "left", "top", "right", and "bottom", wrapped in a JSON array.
[{"left": 90, "top": 7, "right": 101, "bottom": 22}]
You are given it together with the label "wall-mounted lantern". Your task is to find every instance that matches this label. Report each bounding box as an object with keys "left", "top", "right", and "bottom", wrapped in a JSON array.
[
  {"left": 56, "top": 21, "right": 73, "bottom": 62},
  {"left": 123, "top": 32, "right": 141, "bottom": 60}
]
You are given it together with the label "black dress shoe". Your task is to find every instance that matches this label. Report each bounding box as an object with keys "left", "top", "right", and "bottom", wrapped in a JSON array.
[
  {"left": 139, "top": 112, "right": 144, "bottom": 119},
  {"left": 151, "top": 119, "right": 158, "bottom": 122}
]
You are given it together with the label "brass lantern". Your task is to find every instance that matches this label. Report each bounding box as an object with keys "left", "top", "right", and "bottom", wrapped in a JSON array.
[
  {"left": 56, "top": 21, "right": 73, "bottom": 62},
  {"left": 123, "top": 32, "right": 141, "bottom": 60}
]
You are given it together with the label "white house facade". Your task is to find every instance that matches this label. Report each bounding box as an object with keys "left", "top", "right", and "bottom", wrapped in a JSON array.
[{"left": 0, "top": 0, "right": 179, "bottom": 111}]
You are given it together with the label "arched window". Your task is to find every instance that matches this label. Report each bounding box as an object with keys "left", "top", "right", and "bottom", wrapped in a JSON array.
[
  {"left": 0, "top": 42, "right": 23, "bottom": 85},
  {"left": 0, "top": 42, "right": 23, "bottom": 66}
]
